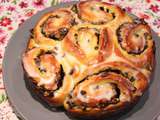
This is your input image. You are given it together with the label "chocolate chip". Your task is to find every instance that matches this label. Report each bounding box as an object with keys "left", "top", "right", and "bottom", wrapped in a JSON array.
[
  {"left": 80, "top": 90, "right": 87, "bottom": 95},
  {"left": 134, "top": 33, "right": 139, "bottom": 37},
  {"left": 132, "top": 87, "right": 137, "bottom": 92},
  {"left": 82, "top": 106, "right": 87, "bottom": 111},
  {"left": 39, "top": 68, "right": 47, "bottom": 73},
  {"left": 34, "top": 58, "right": 40, "bottom": 66},
  {"left": 70, "top": 19, "right": 77, "bottom": 26},
  {"left": 95, "top": 32, "right": 100, "bottom": 38},
  {"left": 59, "top": 28, "right": 68, "bottom": 37},
  {"left": 94, "top": 32, "right": 100, "bottom": 45},
  {"left": 115, "top": 85, "right": 120, "bottom": 98},
  {"left": 71, "top": 4, "right": 78, "bottom": 13},
  {"left": 69, "top": 68, "right": 75, "bottom": 75},
  {"left": 130, "top": 77, "right": 135, "bottom": 82},
  {"left": 68, "top": 94, "right": 72, "bottom": 99},
  {"left": 54, "top": 15, "right": 60, "bottom": 18},
  {"left": 112, "top": 13, "right": 116, "bottom": 18},
  {"left": 45, "top": 51, "right": 52, "bottom": 54},
  {"left": 95, "top": 46, "right": 99, "bottom": 50},
  {"left": 100, "top": 7, "right": 104, "bottom": 11},
  {"left": 82, "top": 107, "right": 87, "bottom": 111},
  {"left": 76, "top": 40, "right": 79, "bottom": 46},
  {"left": 123, "top": 72, "right": 129, "bottom": 78},
  {"left": 67, "top": 101, "right": 76, "bottom": 108},
  {"left": 49, "top": 93, "right": 54, "bottom": 97},
  {"left": 106, "top": 8, "right": 109, "bottom": 13},
  {"left": 100, "top": 21, "right": 106, "bottom": 24},
  {"left": 30, "top": 28, "right": 33, "bottom": 33},
  {"left": 49, "top": 33, "right": 59, "bottom": 40},
  {"left": 74, "top": 33, "right": 78, "bottom": 40},
  {"left": 41, "top": 17, "right": 69, "bottom": 40},
  {"left": 122, "top": 8, "right": 126, "bottom": 11}
]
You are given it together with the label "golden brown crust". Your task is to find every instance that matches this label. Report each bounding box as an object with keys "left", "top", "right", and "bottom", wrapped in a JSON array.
[
  {"left": 64, "top": 62, "right": 148, "bottom": 118},
  {"left": 115, "top": 20, "right": 155, "bottom": 71},
  {"left": 32, "top": 8, "right": 77, "bottom": 50},
  {"left": 62, "top": 26, "right": 113, "bottom": 65},
  {"left": 22, "top": 48, "right": 74, "bottom": 106},
  {"left": 22, "top": 0, "right": 155, "bottom": 118},
  {"left": 77, "top": 0, "right": 125, "bottom": 25}
]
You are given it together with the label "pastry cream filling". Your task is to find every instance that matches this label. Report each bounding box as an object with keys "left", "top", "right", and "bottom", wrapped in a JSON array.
[
  {"left": 76, "top": 28, "right": 99, "bottom": 58},
  {"left": 53, "top": 43, "right": 86, "bottom": 77},
  {"left": 77, "top": 82, "right": 117, "bottom": 103}
]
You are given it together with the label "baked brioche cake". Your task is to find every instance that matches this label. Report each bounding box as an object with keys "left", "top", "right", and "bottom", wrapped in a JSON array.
[{"left": 22, "top": 0, "right": 155, "bottom": 119}]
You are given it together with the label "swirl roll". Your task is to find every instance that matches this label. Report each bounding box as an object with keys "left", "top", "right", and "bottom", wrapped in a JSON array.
[
  {"left": 115, "top": 19, "right": 155, "bottom": 71},
  {"left": 32, "top": 9, "right": 77, "bottom": 49},
  {"left": 22, "top": 47, "right": 73, "bottom": 106},
  {"left": 76, "top": 1, "right": 123, "bottom": 25},
  {"left": 63, "top": 26, "right": 113, "bottom": 65},
  {"left": 64, "top": 62, "right": 148, "bottom": 118}
]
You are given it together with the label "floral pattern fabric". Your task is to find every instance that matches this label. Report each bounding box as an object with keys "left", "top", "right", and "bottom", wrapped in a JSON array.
[{"left": 0, "top": 0, "right": 160, "bottom": 120}]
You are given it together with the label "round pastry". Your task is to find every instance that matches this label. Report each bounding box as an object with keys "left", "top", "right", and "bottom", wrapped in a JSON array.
[
  {"left": 22, "top": 47, "right": 74, "bottom": 106},
  {"left": 62, "top": 26, "right": 113, "bottom": 65},
  {"left": 22, "top": 0, "right": 155, "bottom": 119},
  {"left": 64, "top": 62, "right": 148, "bottom": 118}
]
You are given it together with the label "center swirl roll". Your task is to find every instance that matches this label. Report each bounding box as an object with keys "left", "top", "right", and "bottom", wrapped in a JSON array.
[{"left": 62, "top": 26, "right": 113, "bottom": 65}]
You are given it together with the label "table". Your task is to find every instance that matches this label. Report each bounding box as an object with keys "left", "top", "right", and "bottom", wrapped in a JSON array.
[{"left": 0, "top": 0, "right": 160, "bottom": 120}]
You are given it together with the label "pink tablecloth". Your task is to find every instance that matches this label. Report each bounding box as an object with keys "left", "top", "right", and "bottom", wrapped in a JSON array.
[{"left": 0, "top": 0, "right": 160, "bottom": 120}]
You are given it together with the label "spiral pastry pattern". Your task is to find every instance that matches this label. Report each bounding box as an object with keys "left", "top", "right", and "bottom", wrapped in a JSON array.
[
  {"left": 64, "top": 62, "right": 148, "bottom": 118},
  {"left": 22, "top": 0, "right": 155, "bottom": 118}
]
